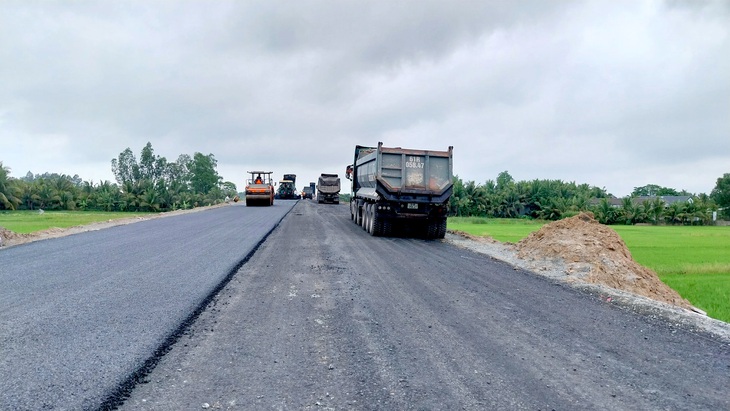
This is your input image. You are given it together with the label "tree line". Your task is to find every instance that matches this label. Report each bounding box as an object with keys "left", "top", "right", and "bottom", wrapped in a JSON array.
[
  {"left": 0, "top": 142, "right": 237, "bottom": 212},
  {"left": 3, "top": 149, "right": 730, "bottom": 225},
  {"left": 449, "top": 171, "right": 730, "bottom": 225}
]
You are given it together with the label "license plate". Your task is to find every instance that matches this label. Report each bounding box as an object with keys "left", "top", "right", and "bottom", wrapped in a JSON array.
[{"left": 407, "top": 203, "right": 418, "bottom": 209}]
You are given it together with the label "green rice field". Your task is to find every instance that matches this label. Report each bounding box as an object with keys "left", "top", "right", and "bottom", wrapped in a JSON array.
[
  {"left": 448, "top": 217, "right": 730, "bottom": 323},
  {"left": 0, "top": 210, "right": 152, "bottom": 234}
]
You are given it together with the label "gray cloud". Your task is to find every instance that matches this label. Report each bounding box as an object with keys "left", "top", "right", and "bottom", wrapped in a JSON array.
[{"left": 1, "top": 0, "right": 728, "bottom": 196}]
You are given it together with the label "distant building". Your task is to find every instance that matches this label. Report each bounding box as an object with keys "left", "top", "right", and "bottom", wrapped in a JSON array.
[
  {"left": 635, "top": 196, "right": 693, "bottom": 206},
  {"left": 589, "top": 196, "right": 694, "bottom": 208}
]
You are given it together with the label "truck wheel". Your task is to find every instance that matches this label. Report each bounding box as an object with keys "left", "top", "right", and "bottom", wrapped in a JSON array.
[
  {"left": 368, "top": 204, "right": 375, "bottom": 235},
  {"left": 371, "top": 206, "right": 383, "bottom": 236},
  {"left": 425, "top": 217, "right": 447, "bottom": 239},
  {"left": 425, "top": 220, "right": 437, "bottom": 239},
  {"left": 361, "top": 205, "right": 369, "bottom": 230},
  {"left": 382, "top": 220, "right": 392, "bottom": 237},
  {"left": 364, "top": 204, "right": 372, "bottom": 232},
  {"left": 436, "top": 218, "right": 447, "bottom": 239}
]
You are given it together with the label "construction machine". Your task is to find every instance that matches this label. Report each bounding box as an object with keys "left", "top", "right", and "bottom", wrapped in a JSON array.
[
  {"left": 245, "top": 171, "right": 275, "bottom": 206},
  {"left": 275, "top": 174, "right": 298, "bottom": 199}
]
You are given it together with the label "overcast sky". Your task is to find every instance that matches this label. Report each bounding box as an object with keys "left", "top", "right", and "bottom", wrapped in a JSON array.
[{"left": 1, "top": 0, "right": 728, "bottom": 197}]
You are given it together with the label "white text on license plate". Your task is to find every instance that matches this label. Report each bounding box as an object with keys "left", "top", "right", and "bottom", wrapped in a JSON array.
[{"left": 407, "top": 203, "right": 418, "bottom": 209}]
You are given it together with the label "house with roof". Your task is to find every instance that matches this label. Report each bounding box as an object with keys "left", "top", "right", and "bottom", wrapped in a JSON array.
[{"left": 589, "top": 195, "right": 694, "bottom": 208}]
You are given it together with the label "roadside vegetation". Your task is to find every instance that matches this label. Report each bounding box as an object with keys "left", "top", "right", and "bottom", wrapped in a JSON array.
[
  {"left": 0, "top": 210, "right": 151, "bottom": 234},
  {"left": 0, "top": 142, "right": 238, "bottom": 214},
  {"left": 449, "top": 171, "right": 730, "bottom": 224},
  {"left": 449, "top": 217, "right": 730, "bottom": 323}
]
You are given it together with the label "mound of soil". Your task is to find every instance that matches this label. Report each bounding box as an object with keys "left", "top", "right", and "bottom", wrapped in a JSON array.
[
  {"left": 0, "top": 227, "right": 23, "bottom": 244},
  {"left": 515, "top": 212, "right": 694, "bottom": 310},
  {"left": 1, "top": 225, "right": 79, "bottom": 248}
]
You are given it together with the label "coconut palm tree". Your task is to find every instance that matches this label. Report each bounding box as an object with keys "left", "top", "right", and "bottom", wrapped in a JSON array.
[
  {"left": 593, "top": 198, "right": 617, "bottom": 224},
  {"left": 0, "top": 162, "right": 21, "bottom": 210}
]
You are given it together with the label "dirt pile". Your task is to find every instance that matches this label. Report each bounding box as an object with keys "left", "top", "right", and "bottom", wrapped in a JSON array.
[
  {"left": 1, "top": 227, "right": 23, "bottom": 245},
  {"left": 515, "top": 212, "right": 694, "bottom": 310},
  {"left": 0, "top": 226, "right": 66, "bottom": 248}
]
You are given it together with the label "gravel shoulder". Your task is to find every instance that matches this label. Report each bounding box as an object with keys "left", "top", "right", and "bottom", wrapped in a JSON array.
[{"left": 445, "top": 231, "right": 730, "bottom": 343}]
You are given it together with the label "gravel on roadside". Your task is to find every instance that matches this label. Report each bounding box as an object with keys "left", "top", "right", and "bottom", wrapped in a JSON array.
[{"left": 445, "top": 231, "right": 730, "bottom": 343}]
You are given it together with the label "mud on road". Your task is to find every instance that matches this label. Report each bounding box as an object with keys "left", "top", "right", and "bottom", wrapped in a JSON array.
[{"left": 122, "top": 200, "right": 729, "bottom": 410}]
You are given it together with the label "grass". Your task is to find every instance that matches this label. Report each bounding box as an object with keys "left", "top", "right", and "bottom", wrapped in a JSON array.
[
  {"left": 448, "top": 216, "right": 730, "bottom": 323},
  {"left": 447, "top": 216, "right": 547, "bottom": 243},
  {"left": 0, "top": 210, "right": 152, "bottom": 234}
]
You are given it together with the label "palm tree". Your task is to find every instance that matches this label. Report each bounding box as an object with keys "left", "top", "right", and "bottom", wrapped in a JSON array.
[
  {"left": 20, "top": 184, "right": 40, "bottom": 210},
  {"left": 94, "top": 181, "right": 119, "bottom": 211},
  {"left": 648, "top": 198, "right": 665, "bottom": 225},
  {"left": 0, "top": 162, "right": 21, "bottom": 210},
  {"left": 37, "top": 180, "right": 61, "bottom": 209},
  {"left": 665, "top": 202, "right": 684, "bottom": 225},
  {"left": 498, "top": 189, "right": 523, "bottom": 218},
  {"left": 140, "top": 189, "right": 161, "bottom": 212},
  {"left": 539, "top": 197, "right": 569, "bottom": 220},
  {"left": 593, "top": 198, "right": 617, "bottom": 224},
  {"left": 619, "top": 197, "right": 636, "bottom": 224}
]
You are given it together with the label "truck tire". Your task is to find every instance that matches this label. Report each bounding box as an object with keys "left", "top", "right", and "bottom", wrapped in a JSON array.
[
  {"left": 371, "top": 206, "right": 383, "bottom": 236},
  {"left": 425, "top": 220, "right": 437, "bottom": 239},
  {"left": 425, "top": 217, "right": 447, "bottom": 239},
  {"left": 367, "top": 204, "right": 375, "bottom": 234},
  {"left": 436, "top": 217, "right": 447, "bottom": 239},
  {"left": 382, "top": 220, "right": 392, "bottom": 237},
  {"left": 362, "top": 204, "right": 370, "bottom": 231}
]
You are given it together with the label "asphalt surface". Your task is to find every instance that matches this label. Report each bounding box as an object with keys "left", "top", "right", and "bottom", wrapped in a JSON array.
[
  {"left": 0, "top": 201, "right": 297, "bottom": 410},
  {"left": 121, "top": 200, "right": 730, "bottom": 410}
]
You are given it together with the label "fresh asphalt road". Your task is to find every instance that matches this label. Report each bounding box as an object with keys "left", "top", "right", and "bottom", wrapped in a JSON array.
[
  {"left": 0, "top": 201, "right": 297, "bottom": 410},
  {"left": 123, "top": 200, "right": 729, "bottom": 410}
]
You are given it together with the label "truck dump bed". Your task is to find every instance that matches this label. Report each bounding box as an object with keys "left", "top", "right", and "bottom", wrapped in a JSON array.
[
  {"left": 353, "top": 143, "right": 452, "bottom": 201},
  {"left": 348, "top": 142, "right": 453, "bottom": 238},
  {"left": 317, "top": 173, "right": 341, "bottom": 204},
  {"left": 317, "top": 174, "right": 340, "bottom": 193}
]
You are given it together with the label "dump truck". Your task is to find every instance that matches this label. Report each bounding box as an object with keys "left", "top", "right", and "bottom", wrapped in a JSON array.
[
  {"left": 301, "top": 186, "right": 313, "bottom": 199},
  {"left": 275, "top": 173, "right": 298, "bottom": 199},
  {"left": 245, "top": 171, "right": 274, "bottom": 206},
  {"left": 346, "top": 142, "right": 453, "bottom": 238},
  {"left": 317, "top": 174, "right": 341, "bottom": 204}
]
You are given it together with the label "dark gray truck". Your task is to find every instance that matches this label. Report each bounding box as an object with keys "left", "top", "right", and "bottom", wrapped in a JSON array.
[
  {"left": 317, "top": 174, "right": 341, "bottom": 204},
  {"left": 346, "top": 142, "right": 453, "bottom": 238}
]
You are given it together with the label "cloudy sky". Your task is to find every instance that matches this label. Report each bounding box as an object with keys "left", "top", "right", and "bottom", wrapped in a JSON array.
[{"left": 1, "top": 0, "right": 728, "bottom": 197}]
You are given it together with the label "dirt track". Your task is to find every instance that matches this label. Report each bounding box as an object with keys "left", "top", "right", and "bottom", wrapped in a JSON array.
[{"left": 121, "top": 201, "right": 730, "bottom": 410}]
